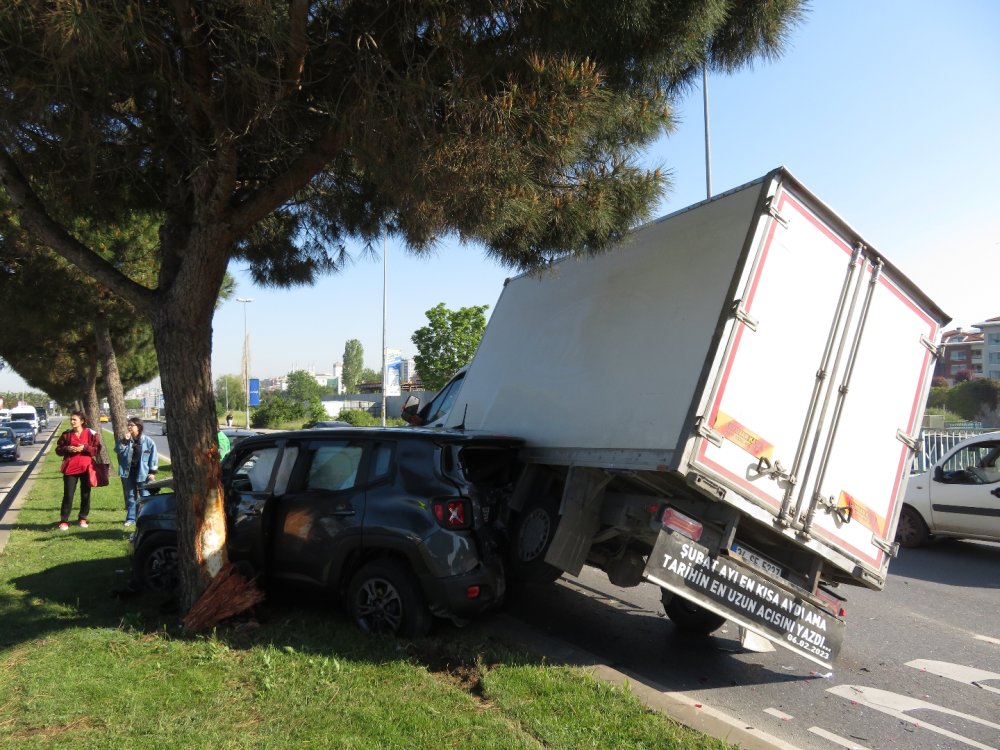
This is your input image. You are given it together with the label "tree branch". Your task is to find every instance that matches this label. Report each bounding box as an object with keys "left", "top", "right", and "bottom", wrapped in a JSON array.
[
  {"left": 229, "top": 127, "right": 348, "bottom": 235},
  {"left": 0, "top": 147, "right": 158, "bottom": 315}
]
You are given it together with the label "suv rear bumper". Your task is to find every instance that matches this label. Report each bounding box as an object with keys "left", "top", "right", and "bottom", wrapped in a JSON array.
[{"left": 419, "top": 559, "right": 506, "bottom": 620}]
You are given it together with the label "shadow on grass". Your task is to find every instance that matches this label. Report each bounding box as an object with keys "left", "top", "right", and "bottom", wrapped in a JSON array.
[{"left": 4, "top": 553, "right": 544, "bottom": 688}]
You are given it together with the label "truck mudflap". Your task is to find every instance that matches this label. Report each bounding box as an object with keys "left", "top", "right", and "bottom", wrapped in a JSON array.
[{"left": 644, "top": 531, "right": 844, "bottom": 669}]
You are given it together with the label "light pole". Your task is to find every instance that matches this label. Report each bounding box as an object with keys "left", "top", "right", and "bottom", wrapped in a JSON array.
[
  {"left": 381, "top": 231, "right": 388, "bottom": 427},
  {"left": 237, "top": 297, "right": 254, "bottom": 427}
]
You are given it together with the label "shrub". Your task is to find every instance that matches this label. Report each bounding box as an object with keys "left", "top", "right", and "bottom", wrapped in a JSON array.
[
  {"left": 336, "top": 409, "right": 407, "bottom": 427},
  {"left": 945, "top": 379, "right": 1000, "bottom": 421}
]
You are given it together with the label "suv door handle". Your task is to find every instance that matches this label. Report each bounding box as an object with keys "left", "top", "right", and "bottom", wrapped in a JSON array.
[
  {"left": 991, "top": 487, "right": 1000, "bottom": 499},
  {"left": 330, "top": 507, "right": 356, "bottom": 517}
]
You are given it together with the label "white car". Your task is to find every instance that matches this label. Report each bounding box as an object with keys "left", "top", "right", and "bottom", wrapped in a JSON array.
[{"left": 897, "top": 431, "right": 1000, "bottom": 547}]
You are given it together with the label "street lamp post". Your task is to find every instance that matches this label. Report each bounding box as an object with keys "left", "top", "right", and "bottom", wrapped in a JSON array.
[{"left": 237, "top": 297, "right": 254, "bottom": 428}]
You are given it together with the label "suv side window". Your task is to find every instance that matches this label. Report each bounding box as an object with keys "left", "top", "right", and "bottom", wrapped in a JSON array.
[
  {"left": 232, "top": 446, "right": 281, "bottom": 492},
  {"left": 306, "top": 442, "right": 364, "bottom": 492},
  {"left": 370, "top": 443, "right": 394, "bottom": 481}
]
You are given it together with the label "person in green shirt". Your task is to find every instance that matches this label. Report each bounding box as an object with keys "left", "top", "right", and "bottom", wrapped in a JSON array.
[{"left": 217, "top": 429, "right": 231, "bottom": 460}]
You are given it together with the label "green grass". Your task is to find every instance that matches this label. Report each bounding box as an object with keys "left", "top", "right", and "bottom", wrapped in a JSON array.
[{"left": 0, "top": 437, "right": 734, "bottom": 750}]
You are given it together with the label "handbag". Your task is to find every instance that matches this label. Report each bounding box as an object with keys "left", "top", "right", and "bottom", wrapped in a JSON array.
[
  {"left": 92, "top": 459, "right": 111, "bottom": 487},
  {"left": 87, "top": 427, "right": 111, "bottom": 487}
]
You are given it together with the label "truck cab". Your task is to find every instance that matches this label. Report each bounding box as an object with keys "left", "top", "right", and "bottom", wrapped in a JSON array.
[{"left": 400, "top": 368, "right": 467, "bottom": 428}]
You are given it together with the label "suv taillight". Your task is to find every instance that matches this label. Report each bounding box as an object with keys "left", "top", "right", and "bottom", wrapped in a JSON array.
[{"left": 432, "top": 498, "right": 471, "bottom": 529}]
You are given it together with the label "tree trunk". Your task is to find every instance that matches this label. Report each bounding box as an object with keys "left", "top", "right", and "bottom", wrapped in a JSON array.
[
  {"left": 94, "top": 314, "right": 129, "bottom": 441},
  {"left": 81, "top": 356, "right": 100, "bottom": 431},
  {"left": 151, "top": 241, "right": 231, "bottom": 612}
]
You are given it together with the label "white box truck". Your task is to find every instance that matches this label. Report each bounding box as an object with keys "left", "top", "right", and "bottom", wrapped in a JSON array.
[{"left": 412, "top": 168, "right": 948, "bottom": 668}]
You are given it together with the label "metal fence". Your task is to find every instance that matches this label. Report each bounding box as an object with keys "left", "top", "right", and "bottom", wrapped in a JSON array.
[{"left": 912, "top": 428, "right": 994, "bottom": 473}]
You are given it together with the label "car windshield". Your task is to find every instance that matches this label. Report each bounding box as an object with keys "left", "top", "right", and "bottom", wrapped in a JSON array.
[{"left": 8, "top": 421, "right": 31, "bottom": 429}]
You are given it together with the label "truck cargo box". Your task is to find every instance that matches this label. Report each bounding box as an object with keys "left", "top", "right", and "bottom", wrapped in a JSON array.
[{"left": 441, "top": 168, "right": 948, "bottom": 666}]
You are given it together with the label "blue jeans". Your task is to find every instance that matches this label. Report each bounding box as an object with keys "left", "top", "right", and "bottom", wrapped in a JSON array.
[{"left": 122, "top": 476, "right": 143, "bottom": 523}]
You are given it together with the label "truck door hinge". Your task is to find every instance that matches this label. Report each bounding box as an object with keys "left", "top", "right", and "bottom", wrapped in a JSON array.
[
  {"left": 731, "top": 300, "right": 759, "bottom": 332},
  {"left": 697, "top": 419, "right": 724, "bottom": 448},
  {"left": 872, "top": 535, "right": 900, "bottom": 558},
  {"left": 896, "top": 429, "right": 922, "bottom": 454},
  {"left": 753, "top": 456, "right": 793, "bottom": 484},
  {"left": 765, "top": 197, "right": 789, "bottom": 228},
  {"left": 920, "top": 334, "right": 940, "bottom": 358}
]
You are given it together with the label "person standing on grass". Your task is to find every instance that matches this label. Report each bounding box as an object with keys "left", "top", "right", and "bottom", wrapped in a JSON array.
[
  {"left": 55, "top": 410, "right": 102, "bottom": 530},
  {"left": 114, "top": 417, "right": 158, "bottom": 528}
]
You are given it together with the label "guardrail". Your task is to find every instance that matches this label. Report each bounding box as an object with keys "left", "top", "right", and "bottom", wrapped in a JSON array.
[{"left": 912, "top": 428, "right": 994, "bottom": 473}]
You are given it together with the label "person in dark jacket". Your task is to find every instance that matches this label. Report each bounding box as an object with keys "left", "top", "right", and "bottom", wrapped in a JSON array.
[
  {"left": 114, "top": 417, "right": 158, "bottom": 527},
  {"left": 55, "top": 411, "right": 102, "bottom": 530}
]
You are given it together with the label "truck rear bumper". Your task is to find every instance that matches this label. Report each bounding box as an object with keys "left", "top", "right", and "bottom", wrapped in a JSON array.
[{"left": 645, "top": 530, "right": 844, "bottom": 668}]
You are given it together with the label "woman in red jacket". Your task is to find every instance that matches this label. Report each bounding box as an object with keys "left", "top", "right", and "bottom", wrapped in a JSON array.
[{"left": 55, "top": 411, "right": 102, "bottom": 530}]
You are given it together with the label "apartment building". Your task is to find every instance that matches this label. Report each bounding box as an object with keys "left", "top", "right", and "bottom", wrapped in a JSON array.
[
  {"left": 980, "top": 315, "right": 1000, "bottom": 381},
  {"left": 934, "top": 315, "right": 1000, "bottom": 384}
]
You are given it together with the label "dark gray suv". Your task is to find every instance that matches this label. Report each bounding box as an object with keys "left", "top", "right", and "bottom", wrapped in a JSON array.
[{"left": 132, "top": 428, "right": 522, "bottom": 636}]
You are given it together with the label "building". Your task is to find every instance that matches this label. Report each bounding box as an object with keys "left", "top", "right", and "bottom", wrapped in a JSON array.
[
  {"left": 977, "top": 316, "right": 1000, "bottom": 381},
  {"left": 935, "top": 327, "right": 984, "bottom": 383}
]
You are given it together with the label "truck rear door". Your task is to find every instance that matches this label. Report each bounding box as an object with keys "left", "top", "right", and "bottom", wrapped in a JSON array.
[{"left": 688, "top": 174, "right": 944, "bottom": 586}]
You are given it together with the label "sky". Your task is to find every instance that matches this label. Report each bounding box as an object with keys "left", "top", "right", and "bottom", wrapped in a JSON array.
[{"left": 2, "top": 0, "right": 998, "bottom": 393}]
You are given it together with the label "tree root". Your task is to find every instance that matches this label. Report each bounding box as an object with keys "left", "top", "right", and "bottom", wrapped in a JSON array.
[{"left": 182, "top": 562, "right": 265, "bottom": 632}]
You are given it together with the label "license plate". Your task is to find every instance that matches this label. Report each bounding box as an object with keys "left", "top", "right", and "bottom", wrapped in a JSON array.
[{"left": 732, "top": 542, "right": 783, "bottom": 578}]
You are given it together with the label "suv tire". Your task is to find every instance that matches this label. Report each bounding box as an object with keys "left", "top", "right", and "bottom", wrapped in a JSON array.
[
  {"left": 134, "top": 531, "right": 180, "bottom": 593},
  {"left": 346, "top": 560, "right": 432, "bottom": 637}
]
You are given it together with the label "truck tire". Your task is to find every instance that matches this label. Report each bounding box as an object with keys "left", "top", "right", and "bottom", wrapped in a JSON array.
[
  {"left": 134, "top": 532, "right": 180, "bottom": 593},
  {"left": 507, "top": 493, "right": 562, "bottom": 585},
  {"left": 346, "top": 560, "right": 432, "bottom": 637},
  {"left": 661, "top": 591, "right": 726, "bottom": 635},
  {"left": 895, "top": 505, "right": 930, "bottom": 548}
]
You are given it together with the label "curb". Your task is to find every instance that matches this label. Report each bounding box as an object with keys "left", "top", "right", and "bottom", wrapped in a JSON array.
[{"left": 489, "top": 613, "right": 804, "bottom": 750}]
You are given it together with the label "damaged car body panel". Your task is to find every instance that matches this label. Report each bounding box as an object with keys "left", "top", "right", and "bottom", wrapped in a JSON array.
[{"left": 132, "top": 428, "right": 522, "bottom": 635}]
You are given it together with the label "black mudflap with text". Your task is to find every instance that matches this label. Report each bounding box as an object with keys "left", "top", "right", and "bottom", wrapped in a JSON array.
[{"left": 645, "top": 531, "right": 844, "bottom": 668}]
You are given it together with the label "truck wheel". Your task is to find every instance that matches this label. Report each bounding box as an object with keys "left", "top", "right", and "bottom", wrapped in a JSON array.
[
  {"left": 346, "top": 560, "right": 432, "bottom": 638},
  {"left": 895, "top": 505, "right": 930, "bottom": 548},
  {"left": 134, "top": 532, "right": 180, "bottom": 593},
  {"left": 661, "top": 591, "right": 726, "bottom": 635},
  {"left": 507, "top": 493, "right": 562, "bottom": 584}
]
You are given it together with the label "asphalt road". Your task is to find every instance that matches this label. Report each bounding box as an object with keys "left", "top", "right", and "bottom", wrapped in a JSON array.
[{"left": 505, "top": 544, "right": 1000, "bottom": 750}]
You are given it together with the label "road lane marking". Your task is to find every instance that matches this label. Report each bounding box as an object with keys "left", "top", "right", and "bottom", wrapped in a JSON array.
[
  {"left": 828, "top": 684, "right": 1000, "bottom": 750},
  {"left": 764, "top": 707, "right": 793, "bottom": 721},
  {"left": 906, "top": 659, "right": 1000, "bottom": 695},
  {"left": 808, "top": 726, "right": 871, "bottom": 750},
  {"left": 976, "top": 635, "right": 1000, "bottom": 646}
]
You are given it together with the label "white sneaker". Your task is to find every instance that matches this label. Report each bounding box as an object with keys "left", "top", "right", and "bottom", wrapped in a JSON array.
[{"left": 123, "top": 520, "right": 135, "bottom": 527}]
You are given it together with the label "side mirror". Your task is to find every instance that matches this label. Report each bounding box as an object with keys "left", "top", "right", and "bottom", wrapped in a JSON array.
[
  {"left": 400, "top": 395, "right": 422, "bottom": 425},
  {"left": 933, "top": 466, "right": 945, "bottom": 483}
]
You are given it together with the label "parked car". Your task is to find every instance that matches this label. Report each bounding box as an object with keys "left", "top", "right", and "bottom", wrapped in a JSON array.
[
  {"left": 305, "top": 420, "right": 352, "bottom": 429},
  {"left": 131, "top": 428, "right": 523, "bottom": 635},
  {"left": 0, "top": 427, "right": 20, "bottom": 461},
  {"left": 221, "top": 427, "right": 263, "bottom": 446},
  {"left": 7, "top": 421, "right": 36, "bottom": 445},
  {"left": 897, "top": 431, "right": 1000, "bottom": 547}
]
